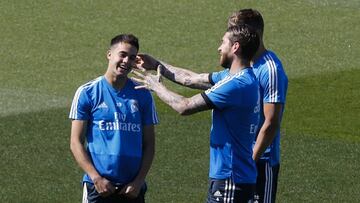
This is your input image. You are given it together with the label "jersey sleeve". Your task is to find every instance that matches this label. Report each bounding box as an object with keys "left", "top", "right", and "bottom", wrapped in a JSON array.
[
  {"left": 203, "top": 76, "right": 243, "bottom": 110},
  {"left": 69, "top": 86, "right": 92, "bottom": 120},
  {"left": 209, "top": 69, "right": 229, "bottom": 85},
  {"left": 259, "top": 62, "right": 288, "bottom": 104},
  {"left": 140, "top": 90, "right": 159, "bottom": 126}
]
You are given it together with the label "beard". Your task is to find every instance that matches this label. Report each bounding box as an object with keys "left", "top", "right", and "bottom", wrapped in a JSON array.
[{"left": 220, "top": 54, "right": 232, "bottom": 69}]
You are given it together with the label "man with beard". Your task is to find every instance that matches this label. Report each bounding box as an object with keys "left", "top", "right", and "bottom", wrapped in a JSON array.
[
  {"left": 136, "top": 8, "right": 288, "bottom": 203},
  {"left": 69, "top": 34, "right": 159, "bottom": 203},
  {"left": 228, "top": 9, "right": 288, "bottom": 203},
  {"left": 133, "top": 25, "right": 260, "bottom": 203}
]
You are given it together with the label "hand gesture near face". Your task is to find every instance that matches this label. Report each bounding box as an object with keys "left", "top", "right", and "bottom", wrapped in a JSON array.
[
  {"left": 135, "top": 54, "right": 161, "bottom": 71},
  {"left": 131, "top": 65, "right": 163, "bottom": 91}
]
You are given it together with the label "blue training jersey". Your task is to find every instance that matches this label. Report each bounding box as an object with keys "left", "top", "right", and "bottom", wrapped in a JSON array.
[
  {"left": 69, "top": 76, "right": 159, "bottom": 184},
  {"left": 203, "top": 68, "right": 260, "bottom": 183},
  {"left": 252, "top": 50, "right": 288, "bottom": 165},
  {"left": 211, "top": 51, "right": 288, "bottom": 166}
]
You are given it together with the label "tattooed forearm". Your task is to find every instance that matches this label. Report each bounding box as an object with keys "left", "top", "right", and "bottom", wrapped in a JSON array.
[
  {"left": 158, "top": 61, "right": 212, "bottom": 90},
  {"left": 185, "top": 94, "right": 210, "bottom": 114},
  {"left": 154, "top": 85, "right": 210, "bottom": 115}
]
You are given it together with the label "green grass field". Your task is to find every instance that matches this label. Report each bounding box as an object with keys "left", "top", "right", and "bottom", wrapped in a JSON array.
[{"left": 1, "top": 0, "right": 359, "bottom": 202}]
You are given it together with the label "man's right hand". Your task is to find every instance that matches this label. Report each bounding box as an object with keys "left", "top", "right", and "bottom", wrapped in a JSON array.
[
  {"left": 135, "top": 54, "right": 160, "bottom": 71},
  {"left": 92, "top": 176, "right": 116, "bottom": 197}
]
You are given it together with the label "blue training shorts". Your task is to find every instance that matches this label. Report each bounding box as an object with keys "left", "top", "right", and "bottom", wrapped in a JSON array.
[{"left": 206, "top": 177, "right": 255, "bottom": 203}]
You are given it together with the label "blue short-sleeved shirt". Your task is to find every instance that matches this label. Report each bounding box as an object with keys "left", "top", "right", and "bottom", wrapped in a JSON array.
[
  {"left": 203, "top": 68, "right": 260, "bottom": 183},
  {"left": 212, "top": 51, "right": 288, "bottom": 166},
  {"left": 251, "top": 50, "right": 288, "bottom": 165},
  {"left": 69, "top": 76, "right": 159, "bottom": 184}
]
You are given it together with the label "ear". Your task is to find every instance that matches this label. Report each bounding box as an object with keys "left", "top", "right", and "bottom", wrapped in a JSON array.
[
  {"left": 232, "top": 42, "right": 240, "bottom": 54},
  {"left": 106, "top": 50, "right": 111, "bottom": 60}
]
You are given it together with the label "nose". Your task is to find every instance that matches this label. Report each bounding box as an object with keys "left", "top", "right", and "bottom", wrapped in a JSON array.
[{"left": 123, "top": 56, "right": 129, "bottom": 63}]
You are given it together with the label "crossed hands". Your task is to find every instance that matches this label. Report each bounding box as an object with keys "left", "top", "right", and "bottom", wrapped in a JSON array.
[
  {"left": 93, "top": 176, "right": 143, "bottom": 199},
  {"left": 132, "top": 54, "right": 163, "bottom": 91}
]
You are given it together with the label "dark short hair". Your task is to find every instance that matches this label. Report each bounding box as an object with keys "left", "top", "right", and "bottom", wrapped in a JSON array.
[
  {"left": 110, "top": 34, "right": 139, "bottom": 50},
  {"left": 228, "top": 9, "right": 264, "bottom": 35},
  {"left": 226, "top": 24, "right": 260, "bottom": 61}
]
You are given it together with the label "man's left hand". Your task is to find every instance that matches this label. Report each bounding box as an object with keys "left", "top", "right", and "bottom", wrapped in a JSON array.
[{"left": 131, "top": 65, "right": 162, "bottom": 91}]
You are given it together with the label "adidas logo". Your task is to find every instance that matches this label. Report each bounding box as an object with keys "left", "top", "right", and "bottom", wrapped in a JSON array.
[
  {"left": 98, "top": 102, "right": 108, "bottom": 109},
  {"left": 214, "top": 190, "right": 222, "bottom": 197}
]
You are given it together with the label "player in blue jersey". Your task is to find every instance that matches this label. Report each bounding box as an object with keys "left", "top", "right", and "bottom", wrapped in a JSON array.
[
  {"left": 133, "top": 24, "right": 260, "bottom": 203},
  {"left": 228, "top": 9, "right": 288, "bottom": 203},
  {"left": 69, "top": 34, "right": 159, "bottom": 203},
  {"left": 136, "top": 9, "right": 288, "bottom": 203}
]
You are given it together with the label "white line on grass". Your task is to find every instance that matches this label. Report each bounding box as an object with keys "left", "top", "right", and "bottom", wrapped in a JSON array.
[{"left": 0, "top": 88, "right": 69, "bottom": 117}]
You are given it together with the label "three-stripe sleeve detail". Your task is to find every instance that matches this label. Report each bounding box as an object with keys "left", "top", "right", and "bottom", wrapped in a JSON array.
[
  {"left": 265, "top": 54, "right": 278, "bottom": 103},
  {"left": 205, "top": 71, "right": 244, "bottom": 95},
  {"left": 69, "top": 77, "right": 101, "bottom": 120}
]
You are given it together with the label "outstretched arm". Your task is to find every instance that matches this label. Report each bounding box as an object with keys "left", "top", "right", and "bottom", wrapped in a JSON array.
[
  {"left": 136, "top": 54, "right": 212, "bottom": 90},
  {"left": 131, "top": 69, "right": 211, "bottom": 115},
  {"left": 153, "top": 86, "right": 210, "bottom": 115},
  {"left": 158, "top": 61, "right": 212, "bottom": 90}
]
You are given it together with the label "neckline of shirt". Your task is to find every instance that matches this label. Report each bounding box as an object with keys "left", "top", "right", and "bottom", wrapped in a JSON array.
[{"left": 102, "top": 76, "right": 130, "bottom": 94}]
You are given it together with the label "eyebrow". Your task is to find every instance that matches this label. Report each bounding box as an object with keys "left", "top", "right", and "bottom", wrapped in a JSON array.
[
  {"left": 118, "top": 51, "right": 136, "bottom": 58},
  {"left": 118, "top": 51, "right": 131, "bottom": 55}
]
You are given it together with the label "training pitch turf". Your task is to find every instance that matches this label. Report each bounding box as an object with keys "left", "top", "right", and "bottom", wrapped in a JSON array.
[{"left": 0, "top": 1, "right": 359, "bottom": 202}]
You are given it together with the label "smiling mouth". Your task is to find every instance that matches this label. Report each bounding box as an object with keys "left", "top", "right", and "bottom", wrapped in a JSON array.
[{"left": 118, "top": 64, "right": 131, "bottom": 71}]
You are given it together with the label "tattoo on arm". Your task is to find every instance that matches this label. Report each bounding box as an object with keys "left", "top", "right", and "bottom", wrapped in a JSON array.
[
  {"left": 159, "top": 61, "right": 212, "bottom": 90},
  {"left": 185, "top": 94, "right": 210, "bottom": 114},
  {"left": 154, "top": 86, "right": 210, "bottom": 115}
]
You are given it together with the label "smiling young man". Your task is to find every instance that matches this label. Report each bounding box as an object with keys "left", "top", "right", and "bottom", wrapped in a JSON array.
[
  {"left": 69, "top": 34, "right": 159, "bottom": 203},
  {"left": 133, "top": 25, "right": 260, "bottom": 203}
]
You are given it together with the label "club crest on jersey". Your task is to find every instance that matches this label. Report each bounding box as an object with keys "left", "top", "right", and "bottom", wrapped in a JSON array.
[
  {"left": 129, "top": 99, "right": 139, "bottom": 113},
  {"left": 116, "top": 102, "right": 122, "bottom": 107}
]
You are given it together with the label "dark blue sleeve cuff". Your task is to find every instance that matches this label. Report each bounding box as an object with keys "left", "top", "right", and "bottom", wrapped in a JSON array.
[
  {"left": 208, "top": 73, "right": 215, "bottom": 85},
  {"left": 201, "top": 92, "right": 215, "bottom": 109}
]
